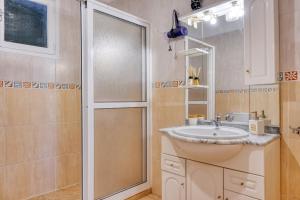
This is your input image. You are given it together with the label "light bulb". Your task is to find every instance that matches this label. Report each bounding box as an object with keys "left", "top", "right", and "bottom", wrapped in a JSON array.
[
  {"left": 203, "top": 11, "right": 212, "bottom": 22},
  {"left": 193, "top": 21, "right": 198, "bottom": 29},
  {"left": 187, "top": 18, "right": 192, "bottom": 26},
  {"left": 210, "top": 16, "right": 217, "bottom": 25}
]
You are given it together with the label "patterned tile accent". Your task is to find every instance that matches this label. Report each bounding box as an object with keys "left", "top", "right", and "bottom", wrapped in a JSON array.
[
  {"left": 0, "top": 80, "right": 81, "bottom": 90},
  {"left": 5, "top": 81, "right": 13, "bottom": 88},
  {"left": 153, "top": 80, "right": 185, "bottom": 88},
  {"left": 23, "top": 82, "right": 32, "bottom": 88},
  {"left": 279, "top": 70, "right": 300, "bottom": 81},
  {"left": 32, "top": 82, "right": 40, "bottom": 88},
  {"left": 62, "top": 84, "right": 69, "bottom": 89},
  {"left": 14, "top": 81, "right": 22, "bottom": 88},
  {"left": 284, "top": 71, "right": 298, "bottom": 81},
  {"left": 48, "top": 83, "right": 55, "bottom": 89}
]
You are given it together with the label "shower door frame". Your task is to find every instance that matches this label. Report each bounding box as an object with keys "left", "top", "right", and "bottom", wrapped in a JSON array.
[{"left": 81, "top": 1, "right": 152, "bottom": 200}]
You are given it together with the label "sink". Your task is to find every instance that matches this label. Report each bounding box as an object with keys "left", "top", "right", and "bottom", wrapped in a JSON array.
[
  {"left": 172, "top": 125, "right": 249, "bottom": 140},
  {"left": 161, "top": 125, "right": 249, "bottom": 163}
]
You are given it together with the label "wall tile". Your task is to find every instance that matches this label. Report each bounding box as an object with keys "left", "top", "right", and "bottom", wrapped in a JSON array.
[
  {"left": 279, "top": 12, "right": 300, "bottom": 71},
  {"left": 0, "top": 167, "right": 4, "bottom": 200},
  {"left": 0, "top": 89, "right": 7, "bottom": 127},
  {"left": 6, "top": 88, "right": 31, "bottom": 126},
  {"left": 0, "top": 128, "right": 5, "bottom": 167},
  {"left": 55, "top": 153, "right": 81, "bottom": 189},
  {"left": 30, "top": 124, "right": 56, "bottom": 160},
  {"left": 5, "top": 126, "right": 32, "bottom": 165},
  {"left": 30, "top": 89, "right": 57, "bottom": 124},
  {"left": 4, "top": 162, "right": 33, "bottom": 200},
  {"left": 31, "top": 158, "right": 55, "bottom": 196}
]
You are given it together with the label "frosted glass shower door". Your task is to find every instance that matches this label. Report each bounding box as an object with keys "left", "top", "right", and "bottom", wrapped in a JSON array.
[{"left": 82, "top": 1, "right": 151, "bottom": 200}]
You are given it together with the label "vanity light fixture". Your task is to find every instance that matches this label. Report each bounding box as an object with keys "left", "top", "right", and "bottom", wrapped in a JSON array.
[{"left": 182, "top": 0, "right": 244, "bottom": 27}]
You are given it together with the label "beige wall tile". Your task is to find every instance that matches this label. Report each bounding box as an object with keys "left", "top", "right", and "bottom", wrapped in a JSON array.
[
  {"left": 30, "top": 124, "right": 56, "bottom": 160},
  {"left": 6, "top": 88, "right": 31, "bottom": 126},
  {"left": 55, "top": 153, "right": 81, "bottom": 189},
  {"left": 0, "top": 89, "right": 7, "bottom": 127},
  {"left": 30, "top": 89, "right": 57, "bottom": 124},
  {"left": 56, "top": 123, "right": 81, "bottom": 156},
  {"left": 0, "top": 128, "right": 5, "bottom": 167},
  {"left": 31, "top": 158, "right": 55, "bottom": 196},
  {"left": 5, "top": 126, "right": 32, "bottom": 165},
  {"left": 0, "top": 167, "right": 4, "bottom": 200},
  {"left": 4, "top": 162, "right": 33, "bottom": 200}
]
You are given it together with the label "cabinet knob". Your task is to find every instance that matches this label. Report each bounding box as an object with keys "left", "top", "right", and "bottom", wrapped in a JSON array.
[
  {"left": 240, "top": 182, "right": 245, "bottom": 186},
  {"left": 225, "top": 198, "right": 229, "bottom": 200},
  {"left": 217, "top": 195, "right": 222, "bottom": 199},
  {"left": 246, "top": 69, "right": 251, "bottom": 73}
]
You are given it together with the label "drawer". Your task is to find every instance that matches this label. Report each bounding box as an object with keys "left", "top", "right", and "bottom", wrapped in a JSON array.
[
  {"left": 224, "top": 169, "right": 264, "bottom": 199},
  {"left": 161, "top": 154, "right": 186, "bottom": 176},
  {"left": 224, "top": 190, "right": 257, "bottom": 200}
]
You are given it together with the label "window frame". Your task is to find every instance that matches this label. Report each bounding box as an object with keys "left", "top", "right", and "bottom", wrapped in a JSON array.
[{"left": 0, "top": 0, "right": 58, "bottom": 57}]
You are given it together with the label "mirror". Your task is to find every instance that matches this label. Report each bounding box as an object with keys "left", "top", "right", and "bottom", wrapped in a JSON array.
[{"left": 180, "top": 0, "right": 280, "bottom": 127}]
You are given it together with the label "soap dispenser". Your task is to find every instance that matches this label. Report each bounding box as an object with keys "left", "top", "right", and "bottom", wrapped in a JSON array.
[
  {"left": 259, "top": 110, "right": 271, "bottom": 126},
  {"left": 249, "top": 111, "right": 265, "bottom": 135}
]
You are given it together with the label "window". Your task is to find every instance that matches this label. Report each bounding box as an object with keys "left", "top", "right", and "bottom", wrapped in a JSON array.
[{"left": 0, "top": 0, "right": 57, "bottom": 56}]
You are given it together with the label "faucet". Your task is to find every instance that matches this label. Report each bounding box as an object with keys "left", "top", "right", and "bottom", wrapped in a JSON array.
[{"left": 212, "top": 115, "right": 222, "bottom": 129}]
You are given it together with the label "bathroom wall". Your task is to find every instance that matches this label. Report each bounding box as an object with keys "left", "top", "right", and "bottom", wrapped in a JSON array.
[
  {"left": 0, "top": 1, "right": 82, "bottom": 200},
  {"left": 279, "top": 1, "right": 300, "bottom": 199}
]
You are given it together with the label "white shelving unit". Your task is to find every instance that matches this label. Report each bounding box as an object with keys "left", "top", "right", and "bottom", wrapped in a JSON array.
[
  {"left": 179, "top": 36, "right": 215, "bottom": 120},
  {"left": 176, "top": 48, "right": 210, "bottom": 57}
]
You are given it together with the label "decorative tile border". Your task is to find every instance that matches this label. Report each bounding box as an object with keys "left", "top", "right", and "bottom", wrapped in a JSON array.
[
  {"left": 153, "top": 80, "right": 185, "bottom": 88},
  {"left": 0, "top": 80, "right": 81, "bottom": 90},
  {"left": 216, "top": 87, "right": 278, "bottom": 94},
  {"left": 280, "top": 71, "right": 300, "bottom": 82}
]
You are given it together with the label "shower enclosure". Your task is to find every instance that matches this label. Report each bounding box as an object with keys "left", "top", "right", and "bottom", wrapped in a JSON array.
[{"left": 81, "top": 1, "right": 151, "bottom": 199}]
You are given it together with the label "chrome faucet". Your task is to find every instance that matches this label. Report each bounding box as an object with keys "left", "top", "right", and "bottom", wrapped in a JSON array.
[{"left": 212, "top": 115, "right": 222, "bottom": 129}]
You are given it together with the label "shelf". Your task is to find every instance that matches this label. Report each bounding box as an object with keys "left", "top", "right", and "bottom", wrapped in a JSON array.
[
  {"left": 183, "top": 85, "right": 209, "bottom": 89},
  {"left": 188, "top": 101, "right": 208, "bottom": 105},
  {"left": 176, "top": 48, "right": 209, "bottom": 57}
]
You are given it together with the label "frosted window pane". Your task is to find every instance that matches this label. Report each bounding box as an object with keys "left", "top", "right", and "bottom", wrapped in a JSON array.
[
  {"left": 93, "top": 11, "right": 146, "bottom": 102},
  {"left": 4, "top": 0, "right": 48, "bottom": 47},
  {"left": 94, "top": 108, "right": 147, "bottom": 199}
]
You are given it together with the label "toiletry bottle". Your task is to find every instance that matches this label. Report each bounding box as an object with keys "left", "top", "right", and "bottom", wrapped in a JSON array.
[
  {"left": 249, "top": 111, "right": 265, "bottom": 135},
  {"left": 259, "top": 110, "right": 271, "bottom": 126}
]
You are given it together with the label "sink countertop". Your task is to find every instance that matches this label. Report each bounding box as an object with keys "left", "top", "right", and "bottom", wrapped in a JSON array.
[{"left": 161, "top": 127, "right": 280, "bottom": 146}]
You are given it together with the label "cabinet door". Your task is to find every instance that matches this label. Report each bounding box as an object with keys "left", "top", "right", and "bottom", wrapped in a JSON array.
[
  {"left": 187, "top": 161, "right": 223, "bottom": 200},
  {"left": 244, "top": 0, "right": 279, "bottom": 85},
  {"left": 162, "top": 171, "right": 186, "bottom": 200},
  {"left": 224, "top": 190, "right": 257, "bottom": 200}
]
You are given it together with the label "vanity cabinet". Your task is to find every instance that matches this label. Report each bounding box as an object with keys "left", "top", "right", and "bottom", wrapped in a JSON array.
[
  {"left": 187, "top": 161, "right": 223, "bottom": 200},
  {"left": 244, "top": 0, "right": 279, "bottom": 85},
  {"left": 161, "top": 136, "right": 280, "bottom": 200},
  {"left": 162, "top": 171, "right": 186, "bottom": 200}
]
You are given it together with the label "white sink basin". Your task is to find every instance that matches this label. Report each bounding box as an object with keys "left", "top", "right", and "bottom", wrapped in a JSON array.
[
  {"left": 172, "top": 125, "right": 249, "bottom": 140},
  {"left": 161, "top": 125, "right": 249, "bottom": 163}
]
